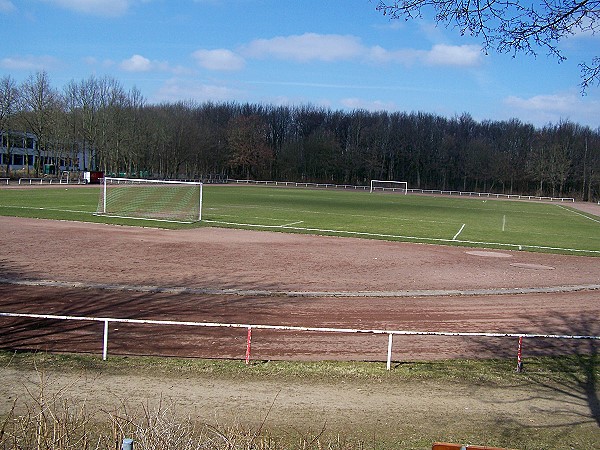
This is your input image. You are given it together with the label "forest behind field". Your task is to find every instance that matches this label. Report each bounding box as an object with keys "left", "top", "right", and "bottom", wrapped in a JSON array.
[{"left": 2, "top": 72, "right": 600, "bottom": 201}]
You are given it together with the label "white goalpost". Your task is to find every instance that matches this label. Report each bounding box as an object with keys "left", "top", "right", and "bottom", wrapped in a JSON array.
[
  {"left": 96, "top": 177, "right": 203, "bottom": 223},
  {"left": 370, "top": 180, "right": 408, "bottom": 194}
]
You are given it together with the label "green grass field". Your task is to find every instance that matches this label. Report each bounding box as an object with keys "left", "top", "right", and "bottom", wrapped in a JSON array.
[{"left": 1, "top": 184, "right": 599, "bottom": 255}]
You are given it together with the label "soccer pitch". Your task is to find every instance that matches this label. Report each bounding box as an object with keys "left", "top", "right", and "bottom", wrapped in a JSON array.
[{"left": 1, "top": 184, "right": 599, "bottom": 255}]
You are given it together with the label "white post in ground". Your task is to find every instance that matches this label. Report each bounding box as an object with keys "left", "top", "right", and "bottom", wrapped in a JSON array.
[
  {"left": 102, "top": 176, "right": 107, "bottom": 214},
  {"left": 103, "top": 320, "right": 109, "bottom": 360},
  {"left": 198, "top": 183, "right": 203, "bottom": 221},
  {"left": 386, "top": 333, "right": 393, "bottom": 370}
]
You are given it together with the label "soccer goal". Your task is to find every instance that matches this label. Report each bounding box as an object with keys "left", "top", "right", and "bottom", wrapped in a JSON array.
[
  {"left": 96, "top": 177, "right": 203, "bottom": 223},
  {"left": 370, "top": 180, "right": 408, "bottom": 194}
]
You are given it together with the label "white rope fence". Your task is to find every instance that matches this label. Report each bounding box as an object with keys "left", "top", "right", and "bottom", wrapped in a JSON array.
[
  {"left": 227, "top": 179, "right": 576, "bottom": 202},
  {"left": 1, "top": 312, "right": 598, "bottom": 370}
]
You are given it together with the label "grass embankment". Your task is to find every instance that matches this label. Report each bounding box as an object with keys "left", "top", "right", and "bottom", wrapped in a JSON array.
[
  {"left": 1, "top": 351, "right": 598, "bottom": 449},
  {"left": 1, "top": 350, "right": 592, "bottom": 383}
]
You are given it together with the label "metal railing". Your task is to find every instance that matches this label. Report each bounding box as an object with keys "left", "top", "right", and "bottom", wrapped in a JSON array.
[
  {"left": 227, "top": 179, "right": 576, "bottom": 202},
  {"left": 1, "top": 311, "right": 598, "bottom": 371}
]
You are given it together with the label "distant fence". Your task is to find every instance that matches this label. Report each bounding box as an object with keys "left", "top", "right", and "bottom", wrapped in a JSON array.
[
  {"left": 406, "top": 188, "right": 575, "bottom": 202},
  {"left": 17, "top": 178, "right": 84, "bottom": 185},
  {"left": 1, "top": 312, "right": 598, "bottom": 370},
  {"left": 2, "top": 176, "right": 578, "bottom": 202},
  {"left": 227, "top": 179, "right": 576, "bottom": 202},
  {"left": 229, "top": 179, "right": 370, "bottom": 191}
]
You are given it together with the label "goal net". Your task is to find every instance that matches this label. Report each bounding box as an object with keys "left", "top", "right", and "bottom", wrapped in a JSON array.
[
  {"left": 370, "top": 180, "right": 408, "bottom": 194},
  {"left": 97, "top": 177, "right": 203, "bottom": 223}
]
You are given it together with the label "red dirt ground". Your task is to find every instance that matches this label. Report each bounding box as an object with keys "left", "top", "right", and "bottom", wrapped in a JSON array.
[{"left": 0, "top": 215, "right": 598, "bottom": 362}]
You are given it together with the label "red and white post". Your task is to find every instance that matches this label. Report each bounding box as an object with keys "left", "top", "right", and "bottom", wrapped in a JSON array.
[
  {"left": 516, "top": 336, "right": 524, "bottom": 373},
  {"left": 245, "top": 326, "right": 252, "bottom": 365}
]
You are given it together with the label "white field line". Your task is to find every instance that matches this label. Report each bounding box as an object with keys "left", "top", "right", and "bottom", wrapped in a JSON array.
[
  {"left": 203, "top": 219, "right": 600, "bottom": 254},
  {"left": 0, "top": 205, "right": 93, "bottom": 214},
  {"left": 0, "top": 205, "right": 194, "bottom": 224},
  {"left": 452, "top": 224, "right": 466, "bottom": 240},
  {"left": 93, "top": 213, "right": 195, "bottom": 224},
  {"left": 2, "top": 204, "right": 597, "bottom": 254},
  {"left": 279, "top": 220, "right": 304, "bottom": 227},
  {"left": 556, "top": 204, "right": 600, "bottom": 224},
  {"left": 502, "top": 215, "right": 506, "bottom": 232}
]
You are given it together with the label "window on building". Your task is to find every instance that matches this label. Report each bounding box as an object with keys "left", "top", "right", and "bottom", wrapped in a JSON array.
[{"left": 9, "top": 136, "right": 23, "bottom": 149}]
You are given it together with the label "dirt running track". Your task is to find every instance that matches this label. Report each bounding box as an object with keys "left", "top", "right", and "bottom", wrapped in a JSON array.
[{"left": 0, "top": 215, "right": 599, "bottom": 362}]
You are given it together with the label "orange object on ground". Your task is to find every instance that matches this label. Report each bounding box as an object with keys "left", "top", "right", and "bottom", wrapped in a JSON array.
[{"left": 433, "top": 443, "right": 515, "bottom": 450}]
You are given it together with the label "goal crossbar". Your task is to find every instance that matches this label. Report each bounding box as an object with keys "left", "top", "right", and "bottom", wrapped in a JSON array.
[{"left": 97, "top": 177, "right": 203, "bottom": 223}]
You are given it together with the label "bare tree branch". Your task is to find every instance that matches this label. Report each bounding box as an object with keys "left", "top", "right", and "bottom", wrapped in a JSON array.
[{"left": 376, "top": 0, "right": 600, "bottom": 91}]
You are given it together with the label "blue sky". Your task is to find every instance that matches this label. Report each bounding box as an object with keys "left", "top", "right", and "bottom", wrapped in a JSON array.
[{"left": 2, "top": 0, "right": 599, "bottom": 128}]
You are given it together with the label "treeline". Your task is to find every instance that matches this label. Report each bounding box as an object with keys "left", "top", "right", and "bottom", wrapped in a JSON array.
[{"left": 2, "top": 72, "right": 600, "bottom": 200}]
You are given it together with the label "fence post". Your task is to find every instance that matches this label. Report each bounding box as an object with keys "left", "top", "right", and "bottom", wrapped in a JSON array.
[
  {"left": 103, "top": 319, "right": 109, "bottom": 361},
  {"left": 516, "top": 336, "right": 523, "bottom": 373},
  {"left": 386, "top": 333, "right": 393, "bottom": 370},
  {"left": 245, "top": 326, "right": 252, "bottom": 365}
]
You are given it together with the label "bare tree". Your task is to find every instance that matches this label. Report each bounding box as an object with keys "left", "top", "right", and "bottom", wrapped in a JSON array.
[
  {"left": 0, "top": 75, "right": 20, "bottom": 177},
  {"left": 63, "top": 76, "right": 101, "bottom": 172},
  {"left": 19, "top": 71, "right": 62, "bottom": 176},
  {"left": 227, "top": 114, "right": 273, "bottom": 179},
  {"left": 376, "top": 0, "right": 600, "bottom": 91}
]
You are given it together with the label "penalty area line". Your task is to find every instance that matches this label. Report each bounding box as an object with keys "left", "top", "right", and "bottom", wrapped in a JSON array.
[
  {"left": 0, "top": 204, "right": 93, "bottom": 214},
  {"left": 203, "top": 219, "right": 600, "bottom": 254},
  {"left": 556, "top": 204, "right": 600, "bottom": 224},
  {"left": 279, "top": 220, "right": 304, "bottom": 227},
  {"left": 452, "top": 223, "right": 466, "bottom": 241}
]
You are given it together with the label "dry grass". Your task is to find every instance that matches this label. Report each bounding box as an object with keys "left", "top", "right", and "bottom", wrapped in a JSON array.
[
  {"left": 0, "top": 364, "right": 359, "bottom": 450},
  {"left": 1, "top": 352, "right": 599, "bottom": 449}
]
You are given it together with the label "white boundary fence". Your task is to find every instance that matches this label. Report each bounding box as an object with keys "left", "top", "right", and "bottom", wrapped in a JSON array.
[
  {"left": 3, "top": 176, "right": 577, "bottom": 202},
  {"left": 1, "top": 312, "right": 598, "bottom": 370},
  {"left": 227, "top": 179, "right": 576, "bottom": 202},
  {"left": 408, "top": 188, "right": 575, "bottom": 202},
  {"left": 17, "top": 178, "right": 85, "bottom": 185},
  {"left": 229, "top": 179, "right": 370, "bottom": 191}
]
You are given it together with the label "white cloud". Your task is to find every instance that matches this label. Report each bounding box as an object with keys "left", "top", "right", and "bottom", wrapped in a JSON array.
[
  {"left": 424, "top": 44, "right": 482, "bottom": 67},
  {"left": 243, "top": 33, "right": 364, "bottom": 62},
  {"left": 567, "top": 17, "right": 599, "bottom": 39},
  {"left": 0, "top": 55, "right": 61, "bottom": 71},
  {"left": 191, "top": 49, "right": 245, "bottom": 71},
  {"left": 41, "top": 0, "right": 131, "bottom": 17},
  {"left": 120, "top": 54, "right": 152, "bottom": 72},
  {"left": 191, "top": 33, "right": 482, "bottom": 71},
  {"left": 505, "top": 93, "right": 577, "bottom": 114},
  {"left": 153, "top": 78, "right": 245, "bottom": 103},
  {"left": 0, "top": 0, "right": 16, "bottom": 13},
  {"left": 119, "top": 54, "right": 190, "bottom": 74},
  {"left": 504, "top": 92, "right": 600, "bottom": 126},
  {"left": 368, "top": 44, "right": 482, "bottom": 67},
  {"left": 340, "top": 97, "right": 397, "bottom": 112}
]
